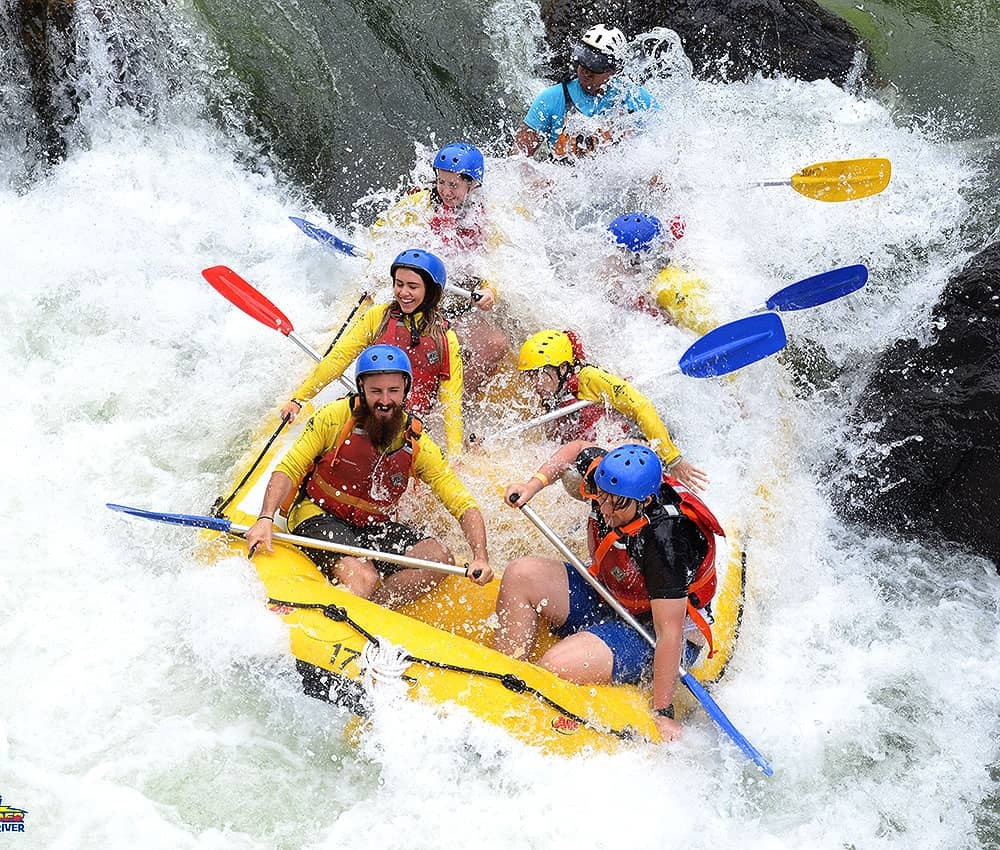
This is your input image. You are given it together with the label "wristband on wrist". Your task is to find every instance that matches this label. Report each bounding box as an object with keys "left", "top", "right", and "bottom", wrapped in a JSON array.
[
  {"left": 654, "top": 704, "right": 675, "bottom": 719},
  {"left": 257, "top": 515, "right": 274, "bottom": 522},
  {"left": 290, "top": 399, "right": 303, "bottom": 409},
  {"left": 531, "top": 471, "right": 549, "bottom": 487}
]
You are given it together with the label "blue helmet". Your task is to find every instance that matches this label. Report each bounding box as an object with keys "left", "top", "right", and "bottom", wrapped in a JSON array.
[
  {"left": 355, "top": 344, "right": 412, "bottom": 394},
  {"left": 608, "top": 212, "right": 664, "bottom": 253},
  {"left": 390, "top": 248, "right": 446, "bottom": 291},
  {"left": 594, "top": 444, "right": 663, "bottom": 501},
  {"left": 433, "top": 142, "right": 485, "bottom": 183}
]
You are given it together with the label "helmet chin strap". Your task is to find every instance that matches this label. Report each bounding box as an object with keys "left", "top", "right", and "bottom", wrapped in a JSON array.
[{"left": 555, "top": 362, "right": 574, "bottom": 395}]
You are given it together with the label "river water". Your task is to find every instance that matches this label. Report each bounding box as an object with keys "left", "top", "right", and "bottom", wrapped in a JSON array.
[{"left": 1, "top": 1, "right": 998, "bottom": 848}]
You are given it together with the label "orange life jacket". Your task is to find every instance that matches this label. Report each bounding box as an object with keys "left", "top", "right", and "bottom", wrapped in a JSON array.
[
  {"left": 552, "top": 81, "right": 614, "bottom": 161},
  {"left": 586, "top": 474, "right": 726, "bottom": 656},
  {"left": 374, "top": 307, "right": 451, "bottom": 415},
  {"left": 302, "top": 397, "right": 423, "bottom": 526}
]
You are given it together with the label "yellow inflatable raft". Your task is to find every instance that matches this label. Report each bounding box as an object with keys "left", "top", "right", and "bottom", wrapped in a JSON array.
[{"left": 206, "top": 370, "right": 749, "bottom": 757}]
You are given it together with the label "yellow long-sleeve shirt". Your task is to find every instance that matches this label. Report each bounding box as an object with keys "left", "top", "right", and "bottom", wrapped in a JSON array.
[
  {"left": 277, "top": 397, "right": 478, "bottom": 530},
  {"left": 576, "top": 365, "right": 682, "bottom": 466},
  {"left": 290, "top": 303, "right": 465, "bottom": 455}
]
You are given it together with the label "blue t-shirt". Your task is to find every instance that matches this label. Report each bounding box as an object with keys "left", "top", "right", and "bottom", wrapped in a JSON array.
[{"left": 523, "top": 77, "right": 659, "bottom": 147}]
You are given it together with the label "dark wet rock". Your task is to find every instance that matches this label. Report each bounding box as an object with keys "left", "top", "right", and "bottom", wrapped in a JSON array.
[
  {"left": 15, "top": 0, "right": 77, "bottom": 164},
  {"left": 839, "top": 242, "right": 1000, "bottom": 571},
  {"left": 538, "top": 0, "right": 873, "bottom": 87},
  {"left": 195, "top": 0, "right": 506, "bottom": 221}
]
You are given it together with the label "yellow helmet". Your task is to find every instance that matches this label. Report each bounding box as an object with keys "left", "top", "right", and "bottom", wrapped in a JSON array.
[{"left": 517, "top": 330, "right": 575, "bottom": 371}]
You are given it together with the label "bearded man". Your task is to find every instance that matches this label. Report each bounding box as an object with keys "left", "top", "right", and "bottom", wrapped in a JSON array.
[{"left": 246, "top": 344, "right": 492, "bottom": 608}]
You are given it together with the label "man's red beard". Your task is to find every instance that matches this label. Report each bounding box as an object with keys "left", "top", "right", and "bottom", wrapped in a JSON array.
[{"left": 358, "top": 402, "right": 406, "bottom": 449}]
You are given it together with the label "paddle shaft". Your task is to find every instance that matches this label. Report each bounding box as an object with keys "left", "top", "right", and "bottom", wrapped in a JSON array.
[
  {"left": 241, "top": 521, "right": 471, "bottom": 577},
  {"left": 213, "top": 414, "right": 291, "bottom": 517},
  {"left": 324, "top": 291, "right": 372, "bottom": 357},
  {"left": 287, "top": 334, "right": 354, "bottom": 394},
  {"left": 446, "top": 283, "right": 484, "bottom": 302},
  {"left": 289, "top": 331, "right": 323, "bottom": 363},
  {"left": 519, "top": 504, "right": 654, "bottom": 646},
  {"left": 497, "top": 365, "right": 682, "bottom": 439}
]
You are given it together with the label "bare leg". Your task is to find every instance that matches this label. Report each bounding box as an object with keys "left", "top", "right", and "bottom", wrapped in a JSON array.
[
  {"left": 370, "top": 538, "right": 449, "bottom": 609},
  {"left": 538, "top": 631, "right": 614, "bottom": 684},
  {"left": 493, "top": 556, "right": 569, "bottom": 659},
  {"left": 331, "top": 555, "right": 379, "bottom": 599}
]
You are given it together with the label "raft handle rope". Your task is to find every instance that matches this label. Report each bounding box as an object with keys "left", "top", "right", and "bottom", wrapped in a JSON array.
[
  {"left": 268, "top": 598, "right": 639, "bottom": 741},
  {"left": 211, "top": 414, "right": 291, "bottom": 517}
]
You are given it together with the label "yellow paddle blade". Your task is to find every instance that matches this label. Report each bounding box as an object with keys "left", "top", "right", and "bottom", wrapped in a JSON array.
[{"left": 790, "top": 157, "right": 891, "bottom": 202}]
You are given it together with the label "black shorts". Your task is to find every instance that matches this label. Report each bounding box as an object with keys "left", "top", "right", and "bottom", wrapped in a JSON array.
[{"left": 291, "top": 513, "right": 429, "bottom": 580}]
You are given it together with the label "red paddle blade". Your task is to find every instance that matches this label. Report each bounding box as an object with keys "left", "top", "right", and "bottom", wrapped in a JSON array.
[{"left": 201, "top": 266, "right": 294, "bottom": 336}]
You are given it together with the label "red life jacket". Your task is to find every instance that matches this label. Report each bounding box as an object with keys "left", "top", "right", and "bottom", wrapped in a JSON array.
[
  {"left": 586, "top": 474, "right": 726, "bottom": 656},
  {"left": 429, "top": 203, "right": 486, "bottom": 251},
  {"left": 543, "top": 369, "right": 635, "bottom": 444},
  {"left": 373, "top": 307, "right": 451, "bottom": 415},
  {"left": 304, "top": 398, "right": 423, "bottom": 526}
]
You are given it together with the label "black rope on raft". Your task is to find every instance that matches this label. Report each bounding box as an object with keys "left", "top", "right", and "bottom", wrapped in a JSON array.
[
  {"left": 211, "top": 415, "right": 291, "bottom": 517},
  {"left": 267, "top": 597, "right": 639, "bottom": 741}
]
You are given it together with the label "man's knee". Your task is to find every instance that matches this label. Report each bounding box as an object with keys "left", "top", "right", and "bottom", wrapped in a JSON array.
[
  {"left": 501, "top": 556, "right": 539, "bottom": 588},
  {"left": 334, "top": 557, "right": 379, "bottom": 598},
  {"left": 539, "top": 634, "right": 614, "bottom": 684},
  {"left": 407, "top": 537, "right": 453, "bottom": 565}
]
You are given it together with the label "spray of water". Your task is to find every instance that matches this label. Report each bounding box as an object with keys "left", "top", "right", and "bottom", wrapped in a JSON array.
[{"left": 1, "top": 1, "right": 997, "bottom": 848}]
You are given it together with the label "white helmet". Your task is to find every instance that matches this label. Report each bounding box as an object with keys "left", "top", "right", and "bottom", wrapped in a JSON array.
[
  {"left": 583, "top": 24, "right": 627, "bottom": 55},
  {"left": 573, "top": 24, "right": 627, "bottom": 73}
]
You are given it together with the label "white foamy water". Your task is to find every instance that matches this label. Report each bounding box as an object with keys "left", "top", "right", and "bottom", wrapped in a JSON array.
[{"left": 1, "top": 2, "right": 998, "bottom": 848}]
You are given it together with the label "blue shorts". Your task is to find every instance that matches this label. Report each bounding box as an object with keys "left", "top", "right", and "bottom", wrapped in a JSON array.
[{"left": 555, "top": 565, "right": 701, "bottom": 684}]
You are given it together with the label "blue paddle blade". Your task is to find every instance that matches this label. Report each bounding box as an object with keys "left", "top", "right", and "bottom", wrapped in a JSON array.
[
  {"left": 679, "top": 312, "right": 787, "bottom": 378},
  {"left": 681, "top": 672, "right": 774, "bottom": 775},
  {"left": 106, "top": 503, "right": 233, "bottom": 533},
  {"left": 766, "top": 264, "right": 868, "bottom": 312},
  {"left": 288, "top": 216, "right": 365, "bottom": 258}
]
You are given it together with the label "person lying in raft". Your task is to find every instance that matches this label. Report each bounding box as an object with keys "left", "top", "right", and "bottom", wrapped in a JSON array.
[
  {"left": 371, "top": 142, "right": 510, "bottom": 394},
  {"left": 515, "top": 329, "right": 709, "bottom": 492},
  {"left": 280, "top": 248, "right": 466, "bottom": 456},
  {"left": 495, "top": 442, "right": 723, "bottom": 741},
  {"left": 246, "top": 344, "right": 492, "bottom": 608},
  {"left": 604, "top": 212, "right": 716, "bottom": 336}
]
